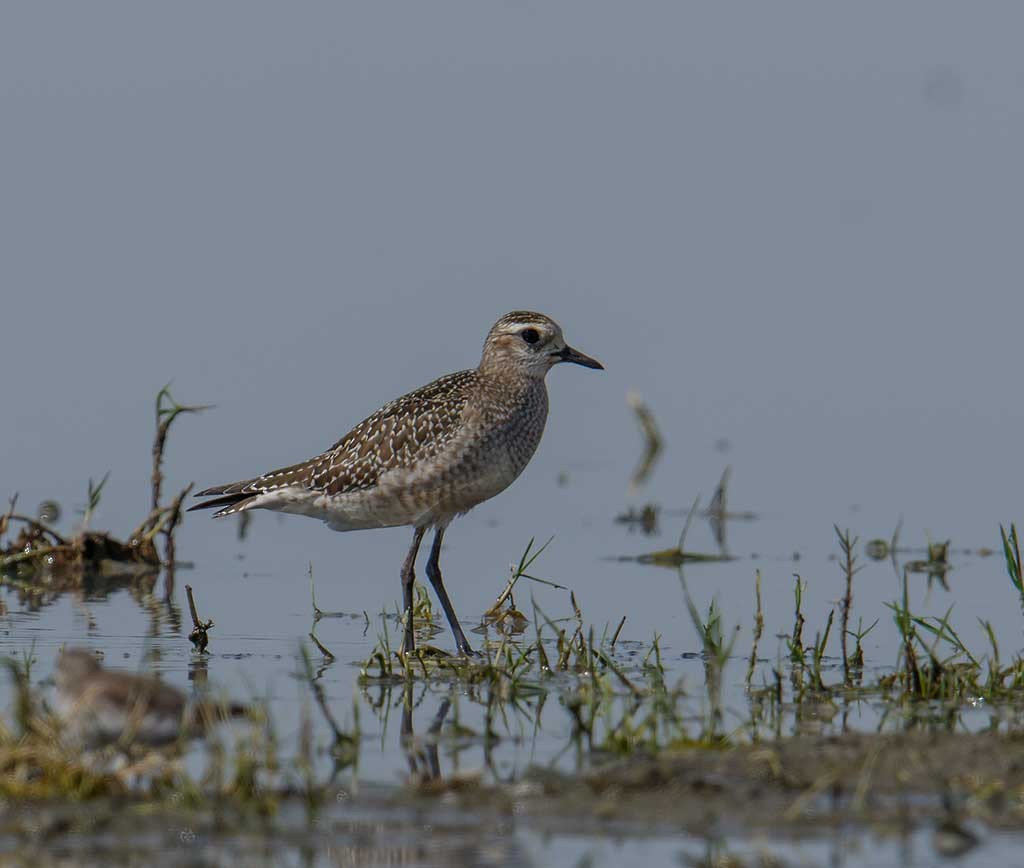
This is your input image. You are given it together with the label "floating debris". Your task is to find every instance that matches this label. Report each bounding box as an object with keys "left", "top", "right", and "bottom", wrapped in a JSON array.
[
  {"left": 906, "top": 537, "right": 953, "bottom": 589},
  {"left": 619, "top": 497, "right": 734, "bottom": 567},
  {"left": 865, "top": 538, "right": 890, "bottom": 560},
  {"left": 625, "top": 547, "right": 733, "bottom": 568},
  {"left": 0, "top": 386, "right": 207, "bottom": 594},
  {"left": 36, "top": 500, "right": 61, "bottom": 525},
  {"left": 615, "top": 503, "right": 660, "bottom": 535},
  {"left": 1, "top": 493, "right": 160, "bottom": 581}
]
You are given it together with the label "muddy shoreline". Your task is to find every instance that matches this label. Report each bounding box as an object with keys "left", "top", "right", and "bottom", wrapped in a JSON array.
[{"left": 3, "top": 729, "right": 1021, "bottom": 864}]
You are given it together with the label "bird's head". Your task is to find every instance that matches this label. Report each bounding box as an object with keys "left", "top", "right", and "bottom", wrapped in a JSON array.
[
  {"left": 481, "top": 311, "right": 603, "bottom": 378},
  {"left": 55, "top": 647, "right": 102, "bottom": 689}
]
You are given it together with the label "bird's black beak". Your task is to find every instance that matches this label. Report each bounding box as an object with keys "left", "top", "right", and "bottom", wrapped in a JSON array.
[{"left": 552, "top": 345, "right": 604, "bottom": 370}]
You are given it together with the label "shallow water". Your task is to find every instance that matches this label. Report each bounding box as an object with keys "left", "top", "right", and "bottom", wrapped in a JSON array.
[
  {"left": 4, "top": 2, "right": 1024, "bottom": 863},
  {"left": 2, "top": 449, "right": 1017, "bottom": 783},
  {"left": 2, "top": 788, "right": 1017, "bottom": 867}
]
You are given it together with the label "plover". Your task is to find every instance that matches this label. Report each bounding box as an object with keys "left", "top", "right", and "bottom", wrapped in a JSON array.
[
  {"left": 189, "top": 311, "right": 603, "bottom": 655},
  {"left": 53, "top": 648, "right": 247, "bottom": 748}
]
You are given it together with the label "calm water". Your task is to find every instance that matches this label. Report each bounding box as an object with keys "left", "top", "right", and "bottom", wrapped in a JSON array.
[
  {"left": 2, "top": 423, "right": 1018, "bottom": 783},
  {"left": 7, "top": 798, "right": 1011, "bottom": 867},
  {"left": 3, "top": 3, "right": 1024, "bottom": 864}
]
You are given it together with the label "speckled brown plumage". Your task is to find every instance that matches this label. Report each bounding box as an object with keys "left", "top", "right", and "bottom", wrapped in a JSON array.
[
  {"left": 189, "top": 311, "right": 603, "bottom": 655},
  {"left": 191, "top": 370, "right": 479, "bottom": 515}
]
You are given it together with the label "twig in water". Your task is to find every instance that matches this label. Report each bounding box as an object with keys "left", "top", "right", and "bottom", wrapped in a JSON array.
[
  {"left": 0, "top": 545, "right": 62, "bottom": 569},
  {"left": 309, "top": 562, "right": 347, "bottom": 620},
  {"left": 610, "top": 615, "right": 626, "bottom": 647},
  {"left": 0, "top": 495, "right": 69, "bottom": 547},
  {"left": 310, "top": 562, "right": 323, "bottom": 619},
  {"left": 309, "top": 631, "right": 336, "bottom": 661},
  {"left": 185, "top": 584, "right": 214, "bottom": 653},
  {"left": 2, "top": 516, "right": 69, "bottom": 547}
]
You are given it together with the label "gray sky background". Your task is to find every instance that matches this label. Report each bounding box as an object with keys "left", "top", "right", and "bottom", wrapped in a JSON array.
[{"left": 2, "top": 3, "right": 1023, "bottom": 643}]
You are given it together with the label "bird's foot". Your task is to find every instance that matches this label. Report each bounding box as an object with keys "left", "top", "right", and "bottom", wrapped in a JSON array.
[{"left": 456, "top": 641, "right": 480, "bottom": 658}]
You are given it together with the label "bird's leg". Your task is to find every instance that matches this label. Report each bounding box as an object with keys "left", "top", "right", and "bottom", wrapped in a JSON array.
[
  {"left": 425, "top": 527, "right": 476, "bottom": 656},
  {"left": 401, "top": 527, "right": 426, "bottom": 654}
]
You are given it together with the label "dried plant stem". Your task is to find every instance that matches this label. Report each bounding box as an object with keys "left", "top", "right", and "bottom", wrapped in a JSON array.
[
  {"left": 1, "top": 545, "right": 62, "bottom": 569},
  {"left": 162, "top": 484, "right": 192, "bottom": 560},
  {"left": 3, "top": 514, "right": 68, "bottom": 547},
  {"left": 150, "top": 385, "right": 211, "bottom": 522},
  {"left": 309, "top": 632, "right": 336, "bottom": 661},
  {"left": 610, "top": 616, "right": 626, "bottom": 647}
]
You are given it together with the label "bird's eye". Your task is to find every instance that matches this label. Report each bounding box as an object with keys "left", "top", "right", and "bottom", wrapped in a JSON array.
[{"left": 521, "top": 328, "right": 540, "bottom": 345}]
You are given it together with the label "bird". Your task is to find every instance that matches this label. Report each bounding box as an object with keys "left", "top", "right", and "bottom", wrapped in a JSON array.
[
  {"left": 189, "top": 311, "right": 603, "bottom": 656},
  {"left": 53, "top": 647, "right": 248, "bottom": 748}
]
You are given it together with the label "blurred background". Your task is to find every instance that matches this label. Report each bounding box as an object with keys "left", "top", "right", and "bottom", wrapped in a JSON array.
[{"left": 1, "top": 2, "right": 1022, "bottom": 733}]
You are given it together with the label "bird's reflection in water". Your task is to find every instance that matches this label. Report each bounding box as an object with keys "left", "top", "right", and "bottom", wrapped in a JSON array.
[
  {"left": 360, "top": 670, "right": 546, "bottom": 793},
  {"left": 401, "top": 684, "right": 451, "bottom": 785}
]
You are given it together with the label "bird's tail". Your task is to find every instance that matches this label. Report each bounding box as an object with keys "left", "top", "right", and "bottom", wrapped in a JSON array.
[
  {"left": 189, "top": 458, "right": 316, "bottom": 517},
  {"left": 187, "top": 480, "right": 261, "bottom": 517}
]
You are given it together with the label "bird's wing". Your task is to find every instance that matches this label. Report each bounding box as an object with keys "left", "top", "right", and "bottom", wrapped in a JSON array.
[{"left": 189, "top": 370, "right": 477, "bottom": 513}]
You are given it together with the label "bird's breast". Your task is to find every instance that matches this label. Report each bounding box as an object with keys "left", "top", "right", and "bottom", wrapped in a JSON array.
[
  {"left": 437, "top": 383, "right": 549, "bottom": 508},
  {"left": 320, "top": 380, "right": 550, "bottom": 530}
]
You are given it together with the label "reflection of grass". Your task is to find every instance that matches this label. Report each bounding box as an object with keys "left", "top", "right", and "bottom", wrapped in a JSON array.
[
  {"left": 353, "top": 521, "right": 1024, "bottom": 766},
  {"left": 358, "top": 536, "right": 731, "bottom": 753},
  {"left": 626, "top": 391, "right": 662, "bottom": 492},
  {"left": 621, "top": 497, "right": 734, "bottom": 567},
  {"left": 9, "top": 517, "right": 1024, "bottom": 824}
]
